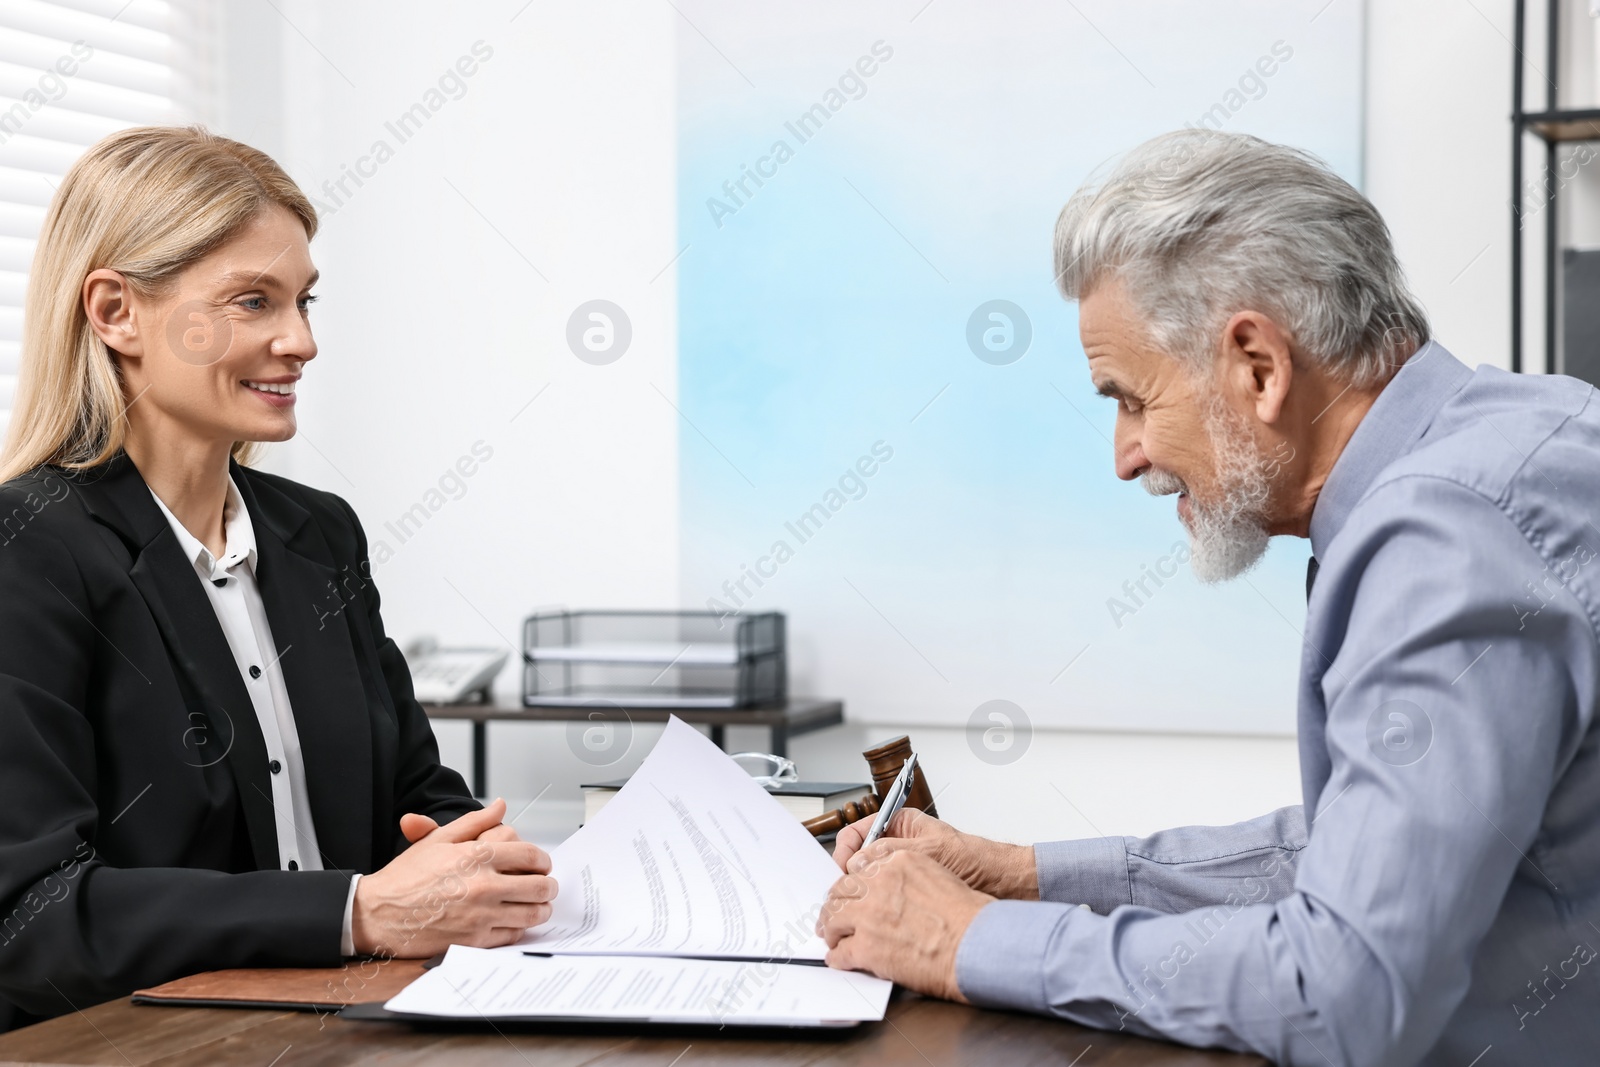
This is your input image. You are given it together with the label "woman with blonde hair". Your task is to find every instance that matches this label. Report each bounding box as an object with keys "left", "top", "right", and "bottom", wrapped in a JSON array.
[{"left": 0, "top": 126, "right": 556, "bottom": 1030}]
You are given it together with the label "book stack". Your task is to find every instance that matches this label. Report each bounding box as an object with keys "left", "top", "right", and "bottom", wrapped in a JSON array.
[{"left": 582, "top": 776, "right": 871, "bottom": 826}]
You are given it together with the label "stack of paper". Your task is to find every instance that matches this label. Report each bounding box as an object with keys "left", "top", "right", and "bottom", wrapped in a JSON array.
[
  {"left": 386, "top": 946, "right": 890, "bottom": 1026},
  {"left": 384, "top": 717, "right": 893, "bottom": 1027}
]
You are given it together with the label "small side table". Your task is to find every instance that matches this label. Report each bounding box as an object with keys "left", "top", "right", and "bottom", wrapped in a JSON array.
[{"left": 422, "top": 698, "right": 845, "bottom": 798}]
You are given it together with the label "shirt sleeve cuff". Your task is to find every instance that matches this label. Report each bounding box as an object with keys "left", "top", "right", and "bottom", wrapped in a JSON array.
[
  {"left": 340, "top": 873, "right": 362, "bottom": 957},
  {"left": 954, "top": 899, "right": 1081, "bottom": 1013},
  {"left": 1033, "top": 835, "right": 1130, "bottom": 912}
]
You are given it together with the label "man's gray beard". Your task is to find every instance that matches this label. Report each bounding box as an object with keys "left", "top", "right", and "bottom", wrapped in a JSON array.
[{"left": 1141, "top": 392, "right": 1273, "bottom": 584}]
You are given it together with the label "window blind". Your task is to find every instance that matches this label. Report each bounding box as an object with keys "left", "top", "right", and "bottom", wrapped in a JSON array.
[{"left": 0, "top": 0, "right": 213, "bottom": 443}]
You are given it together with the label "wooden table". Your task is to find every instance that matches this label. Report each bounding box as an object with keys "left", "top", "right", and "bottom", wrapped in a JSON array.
[
  {"left": 424, "top": 698, "right": 846, "bottom": 796},
  {"left": 0, "top": 990, "right": 1269, "bottom": 1066}
]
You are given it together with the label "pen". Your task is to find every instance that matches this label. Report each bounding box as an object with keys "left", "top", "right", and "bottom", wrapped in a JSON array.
[{"left": 861, "top": 752, "right": 917, "bottom": 847}]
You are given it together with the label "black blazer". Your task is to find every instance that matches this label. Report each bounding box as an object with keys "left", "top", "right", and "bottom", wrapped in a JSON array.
[{"left": 0, "top": 451, "right": 477, "bottom": 1029}]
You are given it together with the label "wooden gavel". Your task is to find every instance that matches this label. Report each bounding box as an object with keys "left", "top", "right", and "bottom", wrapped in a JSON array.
[{"left": 801, "top": 735, "right": 937, "bottom": 837}]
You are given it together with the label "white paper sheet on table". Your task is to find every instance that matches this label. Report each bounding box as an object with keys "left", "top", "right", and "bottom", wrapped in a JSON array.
[
  {"left": 507, "top": 715, "right": 844, "bottom": 961},
  {"left": 384, "top": 945, "right": 891, "bottom": 1026}
]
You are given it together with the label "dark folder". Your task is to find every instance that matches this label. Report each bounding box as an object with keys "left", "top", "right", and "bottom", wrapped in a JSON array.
[{"left": 131, "top": 959, "right": 432, "bottom": 1012}]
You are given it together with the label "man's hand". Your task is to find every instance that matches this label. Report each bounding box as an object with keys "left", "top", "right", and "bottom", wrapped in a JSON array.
[
  {"left": 352, "top": 799, "right": 558, "bottom": 957},
  {"left": 833, "top": 808, "right": 1039, "bottom": 900},
  {"left": 817, "top": 846, "right": 992, "bottom": 1001}
]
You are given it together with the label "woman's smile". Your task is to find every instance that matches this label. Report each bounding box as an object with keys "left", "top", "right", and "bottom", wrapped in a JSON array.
[{"left": 241, "top": 376, "right": 298, "bottom": 407}]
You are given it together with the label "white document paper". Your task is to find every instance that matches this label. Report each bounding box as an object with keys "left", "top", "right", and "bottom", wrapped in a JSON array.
[
  {"left": 386, "top": 945, "right": 891, "bottom": 1025},
  {"left": 510, "top": 716, "right": 845, "bottom": 960}
]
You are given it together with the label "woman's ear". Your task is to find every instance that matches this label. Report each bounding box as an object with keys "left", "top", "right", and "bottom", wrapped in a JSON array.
[{"left": 82, "top": 268, "right": 146, "bottom": 360}]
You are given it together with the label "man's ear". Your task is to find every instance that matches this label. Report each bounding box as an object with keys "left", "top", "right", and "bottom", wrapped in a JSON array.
[
  {"left": 82, "top": 268, "right": 146, "bottom": 360},
  {"left": 1219, "top": 310, "right": 1293, "bottom": 425}
]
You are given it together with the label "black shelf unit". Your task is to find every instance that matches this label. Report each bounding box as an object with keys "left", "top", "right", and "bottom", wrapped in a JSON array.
[
  {"left": 1511, "top": 0, "right": 1600, "bottom": 374},
  {"left": 521, "top": 609, "right": 787, "bottom": 709}
]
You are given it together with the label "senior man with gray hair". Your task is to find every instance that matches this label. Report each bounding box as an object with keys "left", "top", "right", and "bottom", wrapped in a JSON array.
[{"left": 818, "top": 129, "right": 1600, "bottom": 1066}]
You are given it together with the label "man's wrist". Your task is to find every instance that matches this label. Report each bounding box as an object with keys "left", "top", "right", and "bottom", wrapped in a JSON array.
[
  {"left": 969, "top": 837, "right": 1039, "bottom": 900},
  {"left": 1003, "top": 841, "right": 1040, "bottom": 899}
]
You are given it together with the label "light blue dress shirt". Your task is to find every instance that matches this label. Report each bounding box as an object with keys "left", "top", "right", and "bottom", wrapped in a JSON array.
[{"left": 955, "top": 342, "right": 1600, "bottom": 1066}]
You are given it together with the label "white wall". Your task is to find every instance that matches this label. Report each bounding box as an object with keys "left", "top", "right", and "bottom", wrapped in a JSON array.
[
  {"left": 210, "top": 0, "right": 1534, "bottom": 844},
  {"left": 1365, "top": 0, "right": 1515, "bottom": 372},
  {"left": 258, "top": 2, "right": 682, "bottom": 682}
]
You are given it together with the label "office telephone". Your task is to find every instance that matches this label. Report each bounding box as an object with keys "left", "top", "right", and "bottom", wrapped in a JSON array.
[{"left": 405, "top": 638, "right": 508, "bottom": 704}]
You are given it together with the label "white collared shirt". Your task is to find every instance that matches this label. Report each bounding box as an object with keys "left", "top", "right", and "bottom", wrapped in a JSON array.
[{"left": 149, "top": 477, "right": 359, "bottom": 956}]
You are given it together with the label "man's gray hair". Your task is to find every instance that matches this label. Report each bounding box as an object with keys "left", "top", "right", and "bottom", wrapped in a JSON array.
[{"left": 1053, "top": 130, "right": 1429, "bottom": 387}]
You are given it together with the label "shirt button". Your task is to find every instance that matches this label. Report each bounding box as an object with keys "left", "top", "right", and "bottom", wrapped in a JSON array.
[
  {"left": 249, "top": 665, "right": 261, "bottom": 679},
  {"left": 287, "top": 859, "right": 299, "bottom": 871},
  {"left": 269, "top": 759, "right": 282, "bottom": 774},
  {"left": 212, "top": 578, "right": 227, "bottom": 588}
]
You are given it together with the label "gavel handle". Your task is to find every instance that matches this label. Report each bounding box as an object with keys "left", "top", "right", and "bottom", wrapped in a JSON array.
[{"left": 802, "top": 792, "right": 882, "bottom": 838}]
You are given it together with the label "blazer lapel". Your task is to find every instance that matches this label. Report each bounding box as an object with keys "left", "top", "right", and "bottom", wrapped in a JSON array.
[
  {"left": 234, "top": 465, "right": 375, "bottom": 874},
  {"left": 74, "top": 454, "right": 281, "bottom": 870}
]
